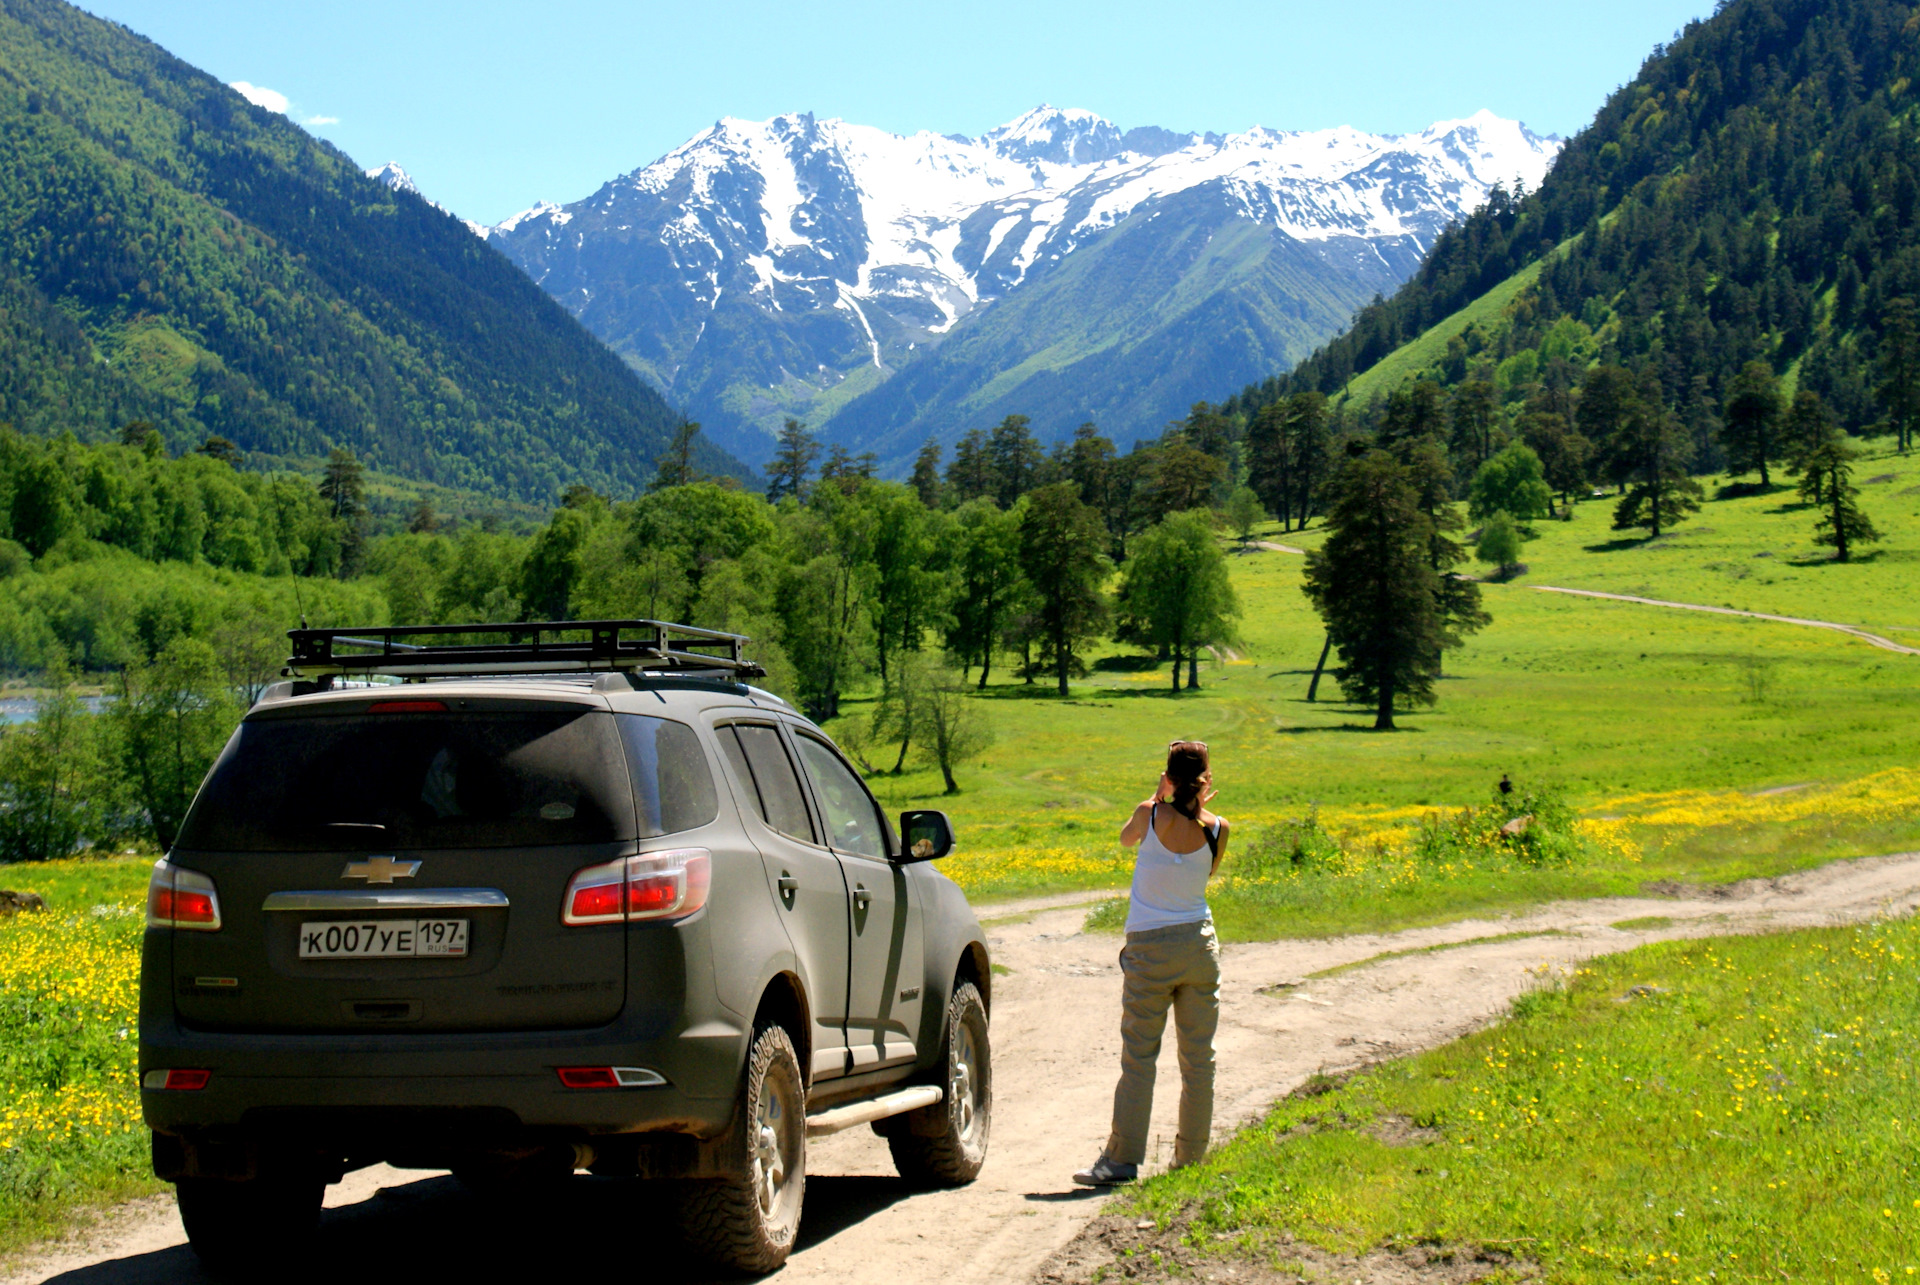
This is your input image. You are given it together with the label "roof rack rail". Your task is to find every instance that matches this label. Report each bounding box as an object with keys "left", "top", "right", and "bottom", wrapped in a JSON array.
[{"left": 283, "top": 620, "right": 767, "bottom": 684}]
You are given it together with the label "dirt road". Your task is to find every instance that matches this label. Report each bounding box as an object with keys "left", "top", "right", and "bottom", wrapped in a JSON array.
[
  {"left": 1531, "top": 585, "right": 1920, "bottom": 655},
  {"left": 9, "top": 853, "right": 1920, "bottom": 1285}
]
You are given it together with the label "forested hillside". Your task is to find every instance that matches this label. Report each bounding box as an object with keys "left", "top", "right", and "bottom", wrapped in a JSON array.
[
  {"left": 0, "top": 0, "right": 736, "bottom": 500},
  {"left": 1229, "top": 0, "right": 1920, "bottom": 473}
]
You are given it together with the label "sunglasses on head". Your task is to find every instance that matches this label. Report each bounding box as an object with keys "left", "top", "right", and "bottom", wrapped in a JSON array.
[{"left": 1168, "top": 740, "right": 1208, "bottom": 752}]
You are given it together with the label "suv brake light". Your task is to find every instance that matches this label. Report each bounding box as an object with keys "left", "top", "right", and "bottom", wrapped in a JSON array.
[
  {"left": 563, "top": 848, "right": 710, "bottom": 926},
  {"left": 146, "top": 861, "right": 222, "bottom": 931}
]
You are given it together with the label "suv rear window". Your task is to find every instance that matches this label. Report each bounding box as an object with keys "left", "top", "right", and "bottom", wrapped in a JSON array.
[{"left": 177, "top": 709, "right": 635, "bottom": 851}]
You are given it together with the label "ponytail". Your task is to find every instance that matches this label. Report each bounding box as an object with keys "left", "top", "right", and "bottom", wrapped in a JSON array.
[{"left": 1165, "top": 740, "right": 1210, "bottom": 820}]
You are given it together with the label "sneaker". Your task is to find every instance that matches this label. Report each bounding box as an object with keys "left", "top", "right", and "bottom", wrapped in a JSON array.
[{"left": 1072, "top": 1155, "right": 1137, "bottom": 1186}]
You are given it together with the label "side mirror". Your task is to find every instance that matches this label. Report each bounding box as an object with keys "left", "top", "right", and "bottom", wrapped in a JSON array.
[{"left": 896, "top": 810, "right": 955, "bottom": 863}]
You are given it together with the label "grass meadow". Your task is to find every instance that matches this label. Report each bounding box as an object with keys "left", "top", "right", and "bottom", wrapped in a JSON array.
[
  {"left": 0, "top": 440, "right": 1915, "bottom": 1259},
  {"left": 850, "top": 438, "right": 1920, "bottom": 934},
  {"left": 1118, "top": 918, "right": 1920, "bottom": 1281},
  {"left": 0, "top": 858, "right": 158, "bottom": 1255}
]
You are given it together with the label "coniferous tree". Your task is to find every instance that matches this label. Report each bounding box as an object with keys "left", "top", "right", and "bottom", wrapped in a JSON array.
[
  {"left": 648, "top": 419, "right": 703, "bottom": 491},
  {"left": 1611, "top": 401, "right": 1703, "bottom": 538},
  {"left": 318, "top": 446, "right": 367, "bottom": 575},
  {"left": 1783, "top": 390, "right": 1839, "bottom": 501},
  {"left": 946, "top": 428, "right": 995, "bottom": 503},
  {"left": 910, "top": 438, "right": 944, "bottom": 509},
  {"left": 1579, "top": 366, "right": 1642, "bottom": 490},
  {"left": 1302, "top": 449, "right": 1442, "bottom": 731},
  {"left": 1063, "top": 423, "right": 1116, "bottom": 513},
  {"left": 1448, "top": 380, "right": 1500, "bottom": 476},
  {"left": 1143, "top": 433, "right": 1229, "bottom": 522},
  {"left": 1799, "top": 427, "right": 1881, "bottom": 562},
  {"left": 1016, "top": 483, "right": 1111, "bottom": 697},
  {"left": 1876, "top": 296, "right": 1920, "bottom": 455},
  {"left": 1721, "top": 362, "right": 1784, "bottom": 485},
  {"left": 988, "top": 414, "right": 1042, "bottom": 508},
  {"left": 765, "top": 418, "right": 819, "bottom": 502},
  {"left": 1403, "top": 438, "right": 1489, "bottom": 655}
]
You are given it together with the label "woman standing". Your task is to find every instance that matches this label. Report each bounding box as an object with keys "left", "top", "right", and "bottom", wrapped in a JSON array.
[{"left": 1074, "top": 740, "right": 1229, "bottom": 1186}]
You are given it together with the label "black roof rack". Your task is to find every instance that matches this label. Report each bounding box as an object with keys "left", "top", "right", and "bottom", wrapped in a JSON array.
[{"left": 283, "top": 620, "right": 766, "bottom": 684}]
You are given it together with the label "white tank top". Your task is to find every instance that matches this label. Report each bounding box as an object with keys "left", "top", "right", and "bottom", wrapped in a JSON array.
[{"left": 1125, "top": 804, "right": 1219, "bottom": 933}]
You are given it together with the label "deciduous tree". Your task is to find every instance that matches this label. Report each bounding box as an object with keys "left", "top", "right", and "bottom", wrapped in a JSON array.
[
  {"left": 1115, "top": 510, "right": 1240, "bottom": 691},
  {"left": 1017, "top": 482, "right": 1111, "bottom": 697}
]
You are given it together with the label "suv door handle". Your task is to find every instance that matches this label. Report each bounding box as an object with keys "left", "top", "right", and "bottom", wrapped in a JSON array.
[
  {"left": 776, "top": 873, "right": 798, "bottom": 907},
  {"left": 852, "top": 884, "right": 871, "bottom": 908}
]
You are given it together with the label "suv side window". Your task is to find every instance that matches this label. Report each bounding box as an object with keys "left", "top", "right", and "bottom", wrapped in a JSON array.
[
  {"left": 618, "top": 714, "right": 718, "bottom": 836},
  {"left": 719, "top": 723, "right": 817, "bottom": 844},
  {"left": 793, "top": 734, "right": 887, "bottom": 860}
]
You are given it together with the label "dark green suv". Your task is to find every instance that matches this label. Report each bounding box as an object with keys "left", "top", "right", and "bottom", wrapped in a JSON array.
[{"left": 139, "top": 622, "right": 992, "bottom": 1274}]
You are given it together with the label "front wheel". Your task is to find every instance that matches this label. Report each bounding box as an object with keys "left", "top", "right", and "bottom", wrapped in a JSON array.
[
  {"left": 678, "top": 1023, "right": 807, "bottom": 1274},
  {"left": 888, "top": 980, "right": 991, "bottom": 1186},
  {"left": 176, "top": 1175, "right": 324, "bottom": 1274}
]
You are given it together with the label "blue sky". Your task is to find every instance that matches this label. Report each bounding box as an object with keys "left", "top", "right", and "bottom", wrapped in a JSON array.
[{"left": 83, "top": 0, "right": 1714, "bottom": 225}]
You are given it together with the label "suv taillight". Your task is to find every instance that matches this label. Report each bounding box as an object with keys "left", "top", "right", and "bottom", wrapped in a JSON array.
[
  {"left": 146, "top": 860, "right": 222, "bottom": 931},
  {"left": 563, "top": 848, "right": 710, "bottom": 926}
]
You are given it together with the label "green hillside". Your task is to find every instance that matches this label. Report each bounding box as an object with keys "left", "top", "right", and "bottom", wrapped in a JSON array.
[
  {"left": 1228, "top": 0, "right": 1920, "bottom": 463},
  {"left": 0, "top": 0, "right": 736, "bottom": 501}
]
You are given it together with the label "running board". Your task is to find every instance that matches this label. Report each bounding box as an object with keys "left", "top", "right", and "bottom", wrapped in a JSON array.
[{"left": 805, "top": 1085, "right": 943, "bottom": 1138}]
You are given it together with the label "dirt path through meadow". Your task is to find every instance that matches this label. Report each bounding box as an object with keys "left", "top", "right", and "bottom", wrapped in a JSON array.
[
  {"left": 8, "top": 853, "right": 1920, "bottom": 1285},
  {"left": 1530, "top": 585, "right": 1920, "bottom": 654}
]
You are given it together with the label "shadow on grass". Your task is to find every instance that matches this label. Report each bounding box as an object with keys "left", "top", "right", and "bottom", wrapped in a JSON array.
[
  {"left": 1582, "top": 537, "right": 1654, "bottom": 553},
  {"left": 1092, "top": 653, "right": 1163, "bottom": 673}
]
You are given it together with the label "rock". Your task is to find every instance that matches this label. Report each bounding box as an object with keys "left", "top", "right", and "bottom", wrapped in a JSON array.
[
  {"left": 0, "top": 889, "right": 48, "bottom": 914},
  {"left": 1499, "top": 814, "right": 1533, "bottom": 836}
]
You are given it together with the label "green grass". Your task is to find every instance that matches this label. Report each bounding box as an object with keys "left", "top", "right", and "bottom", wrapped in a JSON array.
[
  {"left": 1116, "top": 918, "right": 1920, "bottom": 1280},
  {"left": 0, "top": 855, "right": 159, "bottom": 1259},
  {"left": 1612, "top": 916, "right": 1675, "bottom": 932},
  {"left": 852, "top": 451, "right": 1920, "bottom": 925},
  {"left": 1338, "top": 257, "right": 1549, "bottom": 409}
]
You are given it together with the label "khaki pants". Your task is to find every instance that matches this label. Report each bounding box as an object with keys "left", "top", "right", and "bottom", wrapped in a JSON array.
[{"left": 1104, "top": 918, "right": 1220, "bottom": 1167}]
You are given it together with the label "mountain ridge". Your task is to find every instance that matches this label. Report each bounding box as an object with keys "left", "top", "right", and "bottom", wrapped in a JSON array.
[{"left": 479, "top": 104, "right": 1560, "bottom": 466}]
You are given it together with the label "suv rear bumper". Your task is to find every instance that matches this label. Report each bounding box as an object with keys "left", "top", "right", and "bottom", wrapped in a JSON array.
[{"left": 140, "top": 1012, "right": 746, "bottom": 1139}]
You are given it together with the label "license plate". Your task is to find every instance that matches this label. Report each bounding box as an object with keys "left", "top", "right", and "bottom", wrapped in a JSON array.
[{"left": 298, "top": 919, "right": 468, "bottom": 959}]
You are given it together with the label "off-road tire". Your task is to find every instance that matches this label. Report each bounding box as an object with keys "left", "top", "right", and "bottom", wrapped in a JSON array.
[
  {"left": 678, "top": 1024, "right": 807, "bottom": 1274},
  {"left": 888, "top": 980, "right": 991, "bottom": 1186},
  {"left": 176, "top": 1175, "right": 324, "bottom": 1274}
]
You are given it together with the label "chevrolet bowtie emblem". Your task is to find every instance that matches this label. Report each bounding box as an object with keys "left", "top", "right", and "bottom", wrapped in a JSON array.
[{"left": 342, "top": 856, "right": 421, "bottom": 884}]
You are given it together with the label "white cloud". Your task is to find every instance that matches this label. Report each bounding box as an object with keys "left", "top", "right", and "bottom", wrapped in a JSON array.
[
  {"left": 305, "top": 115, "right": 340, "bottom": 126},
  {"left": 229, "top": 81, "right": 288, "bottom": 114}
]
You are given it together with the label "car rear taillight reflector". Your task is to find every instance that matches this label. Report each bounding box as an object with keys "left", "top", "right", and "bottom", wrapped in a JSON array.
[
  {"left": 556, "top": 1066, "right": 667, "bottom": 1089},
  {"left": 562, "top": 848, "right": 710, "bottom": 927},
  {"left": 368, "top": 700, "right": 448, "bottom": 713},
  {"left": 556, "top": 1066, "right": 620, "bottom": 1089},
  {"left": 145, "top": 861, "right": 222, "bottom": 931},
  {"left": 142, "top": 1069, "right": 211, "bottom": 1090}
]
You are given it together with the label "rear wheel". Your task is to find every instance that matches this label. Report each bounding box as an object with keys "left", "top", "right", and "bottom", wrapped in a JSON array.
[
  {"left": 888, "top": 980, "right": 990, "bottom": 1186},
  {"left": 176, "top": 1175, "right": 324, "bottom": 1274},
  {"left": 678, "top": 1024, "right": 806, "bottom": 1274}
]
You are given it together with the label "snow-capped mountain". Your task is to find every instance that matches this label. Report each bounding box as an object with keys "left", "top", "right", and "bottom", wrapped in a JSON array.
[{"left": 484, "top": 107, "right": 1560, "bottom": 465}]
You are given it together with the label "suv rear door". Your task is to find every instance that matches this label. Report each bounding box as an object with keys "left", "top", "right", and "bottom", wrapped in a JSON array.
[
  {"left": 789, "top": 728, "right": 924, "bottom": 1074},
  {"left": 165, "top": 697, "right": 633, "bottom": 1033},
  {"left": 712, "top": 719, "right": 852, "bottom": 1082}
]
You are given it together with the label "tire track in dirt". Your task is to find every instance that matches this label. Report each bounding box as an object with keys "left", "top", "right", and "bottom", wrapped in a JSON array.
[{"left": 7, "top": 854, "right": 1919, "bottom": 1285}]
